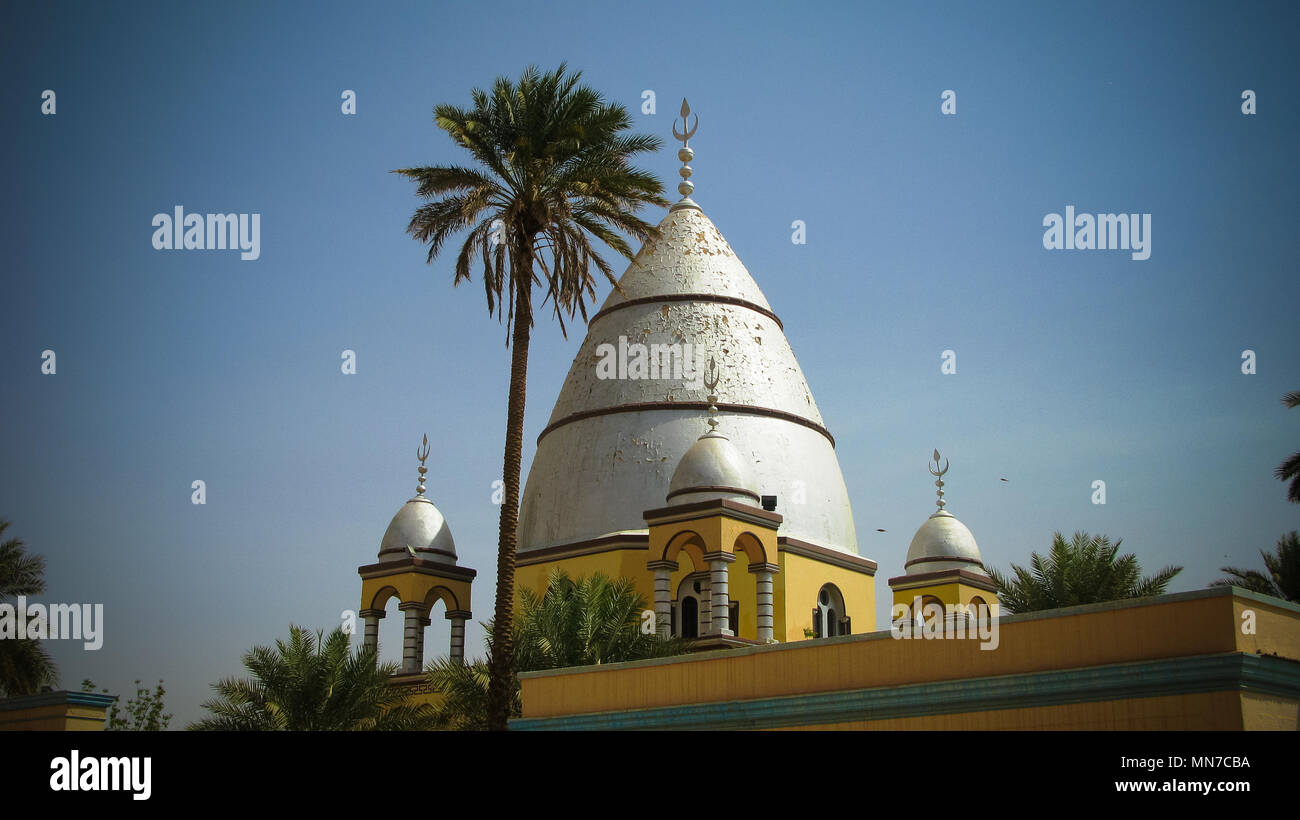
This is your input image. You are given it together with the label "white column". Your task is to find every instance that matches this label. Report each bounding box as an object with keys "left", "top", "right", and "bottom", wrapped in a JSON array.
[
  {"left": 647, "top": 560, "right": 677, "bottom": 639},
  {"left": 699, "top": 573, "right": 712, "bottom": 636},
  {"left": 749, "top": 563, "right": 778, "bottom": 642},
  {"left": 399, "top": 603, "right": 423, "bottom": 674},
  {"left": 360, "top": 609, "right": 383, "bottom": 658},
  {"left": 704, "top": 552, "right": 736, "bottom": 636},
  {"left": 415, "top": 614, "right": 431, "bottom": 669},
  {"left": 446, "top": 610, "right": 471, "bottom": 665}
]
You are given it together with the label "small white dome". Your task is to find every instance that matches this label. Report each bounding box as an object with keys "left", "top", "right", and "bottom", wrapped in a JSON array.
[
  {"left": 666, "top": 432, "right": 760, "bottom": 506},
  {"left": 904, "top": 510, "right": 986, "bottom": 575},
  {"left": 378, "top": 496, "right": 457, "bottom": 565}
]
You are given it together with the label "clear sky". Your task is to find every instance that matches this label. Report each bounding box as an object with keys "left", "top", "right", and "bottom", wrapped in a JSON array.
[{"left": 3, "top": 0, "right": 1298, "bottom": 726}]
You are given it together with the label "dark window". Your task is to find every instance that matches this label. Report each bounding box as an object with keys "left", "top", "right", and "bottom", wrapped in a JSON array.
[
  {"left": 728, "top": 601, "right": 738, "bottom": 634},
  {"left": 682, "top": 596, "right": 698, "bottom": 638}
]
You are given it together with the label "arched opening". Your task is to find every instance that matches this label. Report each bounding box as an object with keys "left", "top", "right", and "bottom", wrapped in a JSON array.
[
  {"left": 674, "top": 574, "right": 707, "bottom": 638},
  {"left": 813, "top": 583, "right": 849, "bottom": 637},
  {"left": 374, "top": 590, "right": 405, "bottom": 671}
]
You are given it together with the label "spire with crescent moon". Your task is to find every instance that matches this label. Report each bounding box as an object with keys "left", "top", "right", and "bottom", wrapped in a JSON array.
[
  {"left": 929, "top": 449, "right": 949, "bottom": 512},
  {"left": 416, "top": 434, "right": 430, "bottom": 496},
  {"left": 671, "top": 98, "right": 700, "bottom": 211}
]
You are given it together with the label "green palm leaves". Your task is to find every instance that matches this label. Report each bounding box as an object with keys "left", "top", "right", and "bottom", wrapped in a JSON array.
[
  {"left": 394, "top": 62, "right": 667, "bottom": 338},
  {"left": 989, "top": 531, "right": 1182, "bottom": 614},
  {"left": 1214, "top": 531, "right": 1299, "bottom": 602},
  {"left": 189, "top": 625, "right": 437, "bottom": 731},
  {"left": 0, "top": 519, "right": 57, "bottom": 696},
  {"left": 1276, "top": 391, "right": 1300, "bottom": 504},
  {"left": 425, "top": 570, "right": 688, "bottom": 730}
]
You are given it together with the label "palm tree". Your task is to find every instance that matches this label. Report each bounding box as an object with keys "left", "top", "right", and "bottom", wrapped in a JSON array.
[
  {"left": 0, "top": 518, "right": 57, "bottom": 696},
  {"left": 1276, "top": 391, "right": 1300, "bottom": 503},
  {"left": 394, "top": 64, "right": 666, "bottom": 730},
  {"left": 425, "top": 570, "right": 688, "bottom": 729},
  {"left": 513, "top": 568, "right": 690, "bottom": 670},
  {"left": 1213, "top": 531, "right": 1299, "bottom": 602},
  {"left": 989, "top": 531, "right": 1182, "bottom": 614},
  {"left": 189, "top": 625, "right": 437, "bottom": 730}
]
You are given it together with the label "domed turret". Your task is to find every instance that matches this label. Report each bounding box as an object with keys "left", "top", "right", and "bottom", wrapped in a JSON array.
[
  {"left": 902, "top": 449, "right": 986, "bottom": 575},
  {"left": 666, "top": 360, "right": 760, "bottom": 506},
  {"left": 376, "top": 435, "right": 458, "bottom": 565},
  {"left": 904, "top": 510, "right": 986, "bottom": 575}
]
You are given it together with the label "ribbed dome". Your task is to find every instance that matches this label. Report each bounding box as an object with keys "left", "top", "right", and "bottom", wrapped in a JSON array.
[
  {"left": 666, "top": 431, "right": 759, "bottom": 506},
  {"left": 518, "top": 201, "right": 858, "bottom": 554},
  {"left": 378, "top": 496, "right": 457, "bottom": 565},
  {"left": 904, "top": 510, "right": 986, "bottom": 575}
]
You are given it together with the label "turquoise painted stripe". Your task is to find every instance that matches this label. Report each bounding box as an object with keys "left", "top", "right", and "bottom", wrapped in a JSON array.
[{"left": 510, "top": 652, "right": 1300, "bottom": 731}]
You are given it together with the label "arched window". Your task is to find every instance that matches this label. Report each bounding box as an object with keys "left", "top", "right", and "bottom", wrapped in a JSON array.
[{"left": 814, "top": 584, "right": 849, "bottom": 637}]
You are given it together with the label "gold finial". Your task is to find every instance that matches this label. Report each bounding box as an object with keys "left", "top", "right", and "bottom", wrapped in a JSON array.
[
  {"left": 928, "top": 449, "right": 950, "bottom": 511},
  {"left": 416, "top": 434, "right": 431, "bottom": 496},
  {"left": 672, "top": 98, "right": 698, "bottom": 199},
  {"left": 704, "top": 356, "right": 721, "bottom": 433}
]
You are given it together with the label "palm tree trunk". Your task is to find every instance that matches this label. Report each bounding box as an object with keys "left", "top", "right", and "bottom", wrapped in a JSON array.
[{"left": 486, "top": 239, "right": 533, "bottom": 731}]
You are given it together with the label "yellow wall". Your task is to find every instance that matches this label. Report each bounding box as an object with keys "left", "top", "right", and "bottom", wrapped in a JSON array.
[
  {"left": 516, "top": 542, "right": 875, "bottom": 643},
  {"left": 890, "top": 580, "right": 999, "bottom": 619},
  {"left": 778, "top": 551, "right": 875, "bottom": 639},
  {"left": 0, "top": 702, "right": 109, "bottom": 731},
  {"left": 518, "top": 589, "right": 1300, "bottom": 723},
  {"left": 360, "top": 571, "right": 472, "bottom": 614}
]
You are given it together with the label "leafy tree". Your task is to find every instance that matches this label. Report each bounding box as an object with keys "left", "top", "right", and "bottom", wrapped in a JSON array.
[
  {"left": 1213, "top": 531, "right": 1299, "bottom": 602},
  {"left": 188, "top": 624, "right": 437, "bottom": 731},
  {"left": 1276, "top": 391, "right": 1300, "bottom": 503},
  {"left": 81, "top": 678, "right": 172, "bottom": 731},
  {"left": 395, "top": 64, "right": 666, "bottom": 730},
  {"left": 426, "top": 570, "right": 687, "bottom": 729},
  {"left": 0, "top": 518, "right": 57, "bottom": 696},
  {"left": 989, "top": 531, "right": 1182, "bottom": 614}
]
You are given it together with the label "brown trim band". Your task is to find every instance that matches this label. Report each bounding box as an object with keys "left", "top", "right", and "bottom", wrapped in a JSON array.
[
  {"left": 904, "top": 555, "right": 987, "bottom": 571},
  {"left": 517, "top": 532, "right": 650, "bottom": 566},
  {"left": 664, "top": 485, "right": 761, "bottom": 504},
  {"left": 643, "top": 498, "right": 783, "bottom": 528},
  {"left": 777, "top": 536, "right": 878, "bottom": 575},
  {"left": 589, "top": 293, "right": 784, "bottom": 330},
  {"left": 887, "top": 568, "right": 999, "bottom": 593},
  {"left": 357, "top": 558, "right": 478, "bottom": 581},
  {"left": 538, "top": 401, "right": 835, "bottom": 447}
]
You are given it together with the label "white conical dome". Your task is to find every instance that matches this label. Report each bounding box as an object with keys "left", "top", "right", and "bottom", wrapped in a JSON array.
[{"left": 518, "top": 201, "right": 858, "bottom": 554}]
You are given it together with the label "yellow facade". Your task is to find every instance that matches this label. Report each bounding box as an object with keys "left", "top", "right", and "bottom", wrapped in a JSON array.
[
  {"left": 516, "top": 530, "right": 876, "bottom": 643},
  {"left": 514, "top": 587, "right": 1300, "bottom": 730},
  {"left": 0, "top": 691, "right": 114, "bottom": 731},
  {"left": 359, "top": 565, "right": 473, "bottom": 616}
]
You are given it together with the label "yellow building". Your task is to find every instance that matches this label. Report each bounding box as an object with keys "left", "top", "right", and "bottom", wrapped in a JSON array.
[{"left": 350, "top": 102, "right": 1300, "bottom": 731}]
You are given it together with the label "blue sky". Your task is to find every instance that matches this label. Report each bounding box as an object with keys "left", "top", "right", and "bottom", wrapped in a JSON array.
[{"left": 3, "top": 0, "right": 1298, "bottom": 726}]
